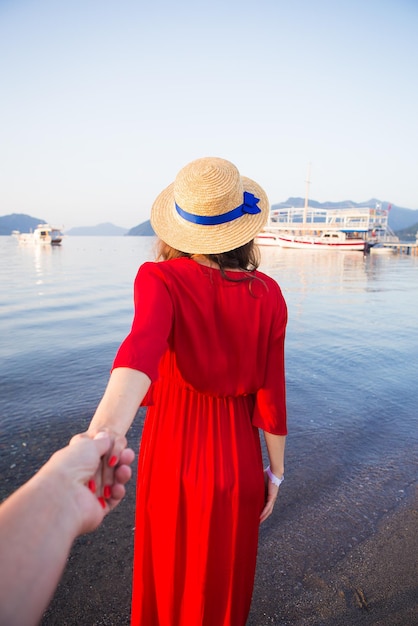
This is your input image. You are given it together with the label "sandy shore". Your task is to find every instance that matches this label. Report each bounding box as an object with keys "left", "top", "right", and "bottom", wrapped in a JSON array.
[
  {"left": 1, "top": 414, "right": 416, "bottom": 626},
  {"left": 249, "top": 490, "right": 417, "bottom": 626}
]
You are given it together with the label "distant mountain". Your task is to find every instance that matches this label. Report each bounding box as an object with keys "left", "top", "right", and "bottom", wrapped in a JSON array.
[
  {"left": 0, "top": 213, "right": 46, "bottom": 235},
  {"left": 271, "top": 198, "right": 418, "bottom": 231},
  {"left": 394, "top": 222, "right": 418, "bottom": 241},
  {"left": 127, "top": 220, "right": 155, "bottom": 236},
  {"left": 386, "top": 206, "right": 418, "bottom": 231},
  {"left": 65, "top": 222, "right": 128, "bottom": 236}
]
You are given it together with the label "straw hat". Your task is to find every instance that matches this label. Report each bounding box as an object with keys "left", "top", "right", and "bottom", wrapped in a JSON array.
[{"left": 150, "top": 157, "right": 269, "bottom": 254}]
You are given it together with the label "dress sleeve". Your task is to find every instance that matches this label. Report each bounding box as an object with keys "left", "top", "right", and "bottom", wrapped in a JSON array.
[
  {"left": 112, "top": 262, "right": 173, "bottom": 382},
  {"left": 252, "top": 288, "right": 288, "bottom": 435}
]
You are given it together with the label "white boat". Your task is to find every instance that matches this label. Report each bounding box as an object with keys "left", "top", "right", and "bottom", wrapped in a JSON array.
[
  {"left": 259, "top": 230, "right": 367, "bottom": 251},
  {"left": 16, "top": 224, "right": 63, "bottom": 245},
  {"left": 256, "top": 166, "right": 397, "bottom": 252},
  {"left": 256, "top": 204, "right": 397, "bottom": 252}
]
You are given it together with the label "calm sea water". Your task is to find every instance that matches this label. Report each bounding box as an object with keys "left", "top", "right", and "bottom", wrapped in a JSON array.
[{"left": 1, "top": 235, "right": 417, "bottom": 538}]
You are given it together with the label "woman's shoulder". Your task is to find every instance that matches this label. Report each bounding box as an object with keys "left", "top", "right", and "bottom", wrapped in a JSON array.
[
  {"left": 249, "top": 269, "right": 285, "bottom": 304},
  {"left": 136, "top": 257, "right": 194, "bottom": 282},
  {"left": 137, "top": 257, "right": 187, "bottom": 272},
  {"left": 253, "top": 268, "right": 282, "bottom": 290}
]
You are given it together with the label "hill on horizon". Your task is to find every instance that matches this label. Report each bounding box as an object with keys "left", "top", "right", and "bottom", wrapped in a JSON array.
[
  {"left": 65, "top": 222, "right": 128, "bottom": 236},
  {"left": 0, "top": 213, "right": 47, "bottom": 235},
  {"left": 127, "top": 221, "right": 155, "bottom": 236},
  {"left": 0, "top": 215, "right": 128, "bottom": 236},
  {"left": 394, "top": 222, "right": 418, "bottom": 241}
]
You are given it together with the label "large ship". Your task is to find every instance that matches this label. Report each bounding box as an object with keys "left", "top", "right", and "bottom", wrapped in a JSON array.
[{"left": 255, "top": 204, "right": 398, "bottom": 251}]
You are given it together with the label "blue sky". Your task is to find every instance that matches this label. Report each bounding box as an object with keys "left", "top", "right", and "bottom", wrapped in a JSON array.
[{"left": 1, "top": 0, "right": 417, "bottom": 228}]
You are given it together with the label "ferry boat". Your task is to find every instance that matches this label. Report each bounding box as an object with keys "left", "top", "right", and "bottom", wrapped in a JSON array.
[
  {"left": 256, "top": 204, "right": 398, "bottom": 251},
  {"left": 15, "top": 224, "right": 63, "bottom": 245},
  {"left": 256, "top": 166, "right": 398, "bottom": 251}
]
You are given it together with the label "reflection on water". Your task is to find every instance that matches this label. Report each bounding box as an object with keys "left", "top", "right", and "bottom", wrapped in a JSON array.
[
  {"left": 260, "top": 248, "right": 370, "bottom": 325},
  {"left": 260, "top": 245, "right": 368, "bottom": 279},
  {"left": 259, "top": 245, "right": 418, "bottom": 445}
]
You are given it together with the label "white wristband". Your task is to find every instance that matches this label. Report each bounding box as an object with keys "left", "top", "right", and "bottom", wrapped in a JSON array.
[{"left": 265, "top": 466, "right": 284, "bottom": 487}]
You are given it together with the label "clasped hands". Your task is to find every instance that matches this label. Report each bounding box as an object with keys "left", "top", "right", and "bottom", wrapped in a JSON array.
[
  {"left": 83, "top": 428, "right": 134, "bottom": 515},
  {"left": 45, "top": 429, "right": 135, "bottom": 535},
  {"left": 86, "top": 428, "right": 135, "bottom": 510}
]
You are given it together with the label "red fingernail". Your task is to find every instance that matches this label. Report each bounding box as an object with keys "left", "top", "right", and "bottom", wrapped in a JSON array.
[
  {"left": 88, "top": 480, "right": 96, "bottom": 494},
  {"left": 104, "top": 485, "right": 112, "bottom": 499},
  {"left": 108, "top": 456, "right": 117, "bottom": 468},
  {"left": 98, "top": 497, "right": 106, "bottom": 509}
]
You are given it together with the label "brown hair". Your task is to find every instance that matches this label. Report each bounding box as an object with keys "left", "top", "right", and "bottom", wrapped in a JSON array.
[{"left": 155, "top": 239, "right": 260, "bottom": 273}]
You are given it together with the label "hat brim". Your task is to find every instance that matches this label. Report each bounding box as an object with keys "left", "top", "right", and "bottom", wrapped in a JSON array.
[{"left": 150, "top": 176, "right": 269, "bottom": 254}]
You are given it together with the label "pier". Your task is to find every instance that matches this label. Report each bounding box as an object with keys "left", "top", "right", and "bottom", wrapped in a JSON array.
[{"left": 379, "top": 242, "right": 418, "bottom": 255}]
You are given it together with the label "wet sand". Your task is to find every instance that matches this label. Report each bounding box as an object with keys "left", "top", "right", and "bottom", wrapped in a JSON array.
[
  {"left": 1, "top": 413, "right": 417, "bottom": 626},
  {"left": 250, "top": 489, "right": 417, "bottom": 626}
]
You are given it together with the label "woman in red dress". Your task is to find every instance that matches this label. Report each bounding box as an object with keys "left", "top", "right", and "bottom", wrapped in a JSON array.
[{"left": 88, "top": 157, "right": 287, "bottom": 625}]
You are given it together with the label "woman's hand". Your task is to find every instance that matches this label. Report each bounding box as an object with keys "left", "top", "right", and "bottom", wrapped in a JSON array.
[
  {"left": 260, "top": 432, "right": 286, "bottom": 523},
  {"left": 259, "top": 470, "right": 280, "bottom": 523}
]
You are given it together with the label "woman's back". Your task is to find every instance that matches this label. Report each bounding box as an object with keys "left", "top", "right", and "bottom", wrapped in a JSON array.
[{"left": 115, "top": 256, "right": 287, "bottom": 399}]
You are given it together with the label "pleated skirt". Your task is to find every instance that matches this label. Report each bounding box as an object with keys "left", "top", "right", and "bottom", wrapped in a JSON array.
[{"left": 131, "top": 380, "right": 265, "bottom": 626}]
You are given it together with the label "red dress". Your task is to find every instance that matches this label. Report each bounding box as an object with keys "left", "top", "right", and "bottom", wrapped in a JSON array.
[{"left": 113, "top": 257, "right": 287, "bottom": 626}]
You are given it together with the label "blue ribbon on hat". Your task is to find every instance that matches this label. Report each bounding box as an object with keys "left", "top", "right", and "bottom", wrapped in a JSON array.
[{"left": 175, "top": 191, "right": 261, "bottom": 225}]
